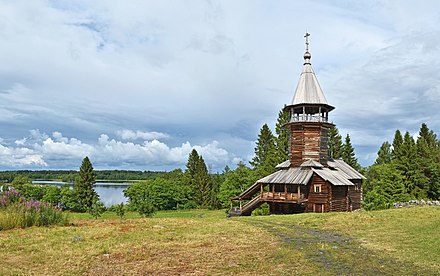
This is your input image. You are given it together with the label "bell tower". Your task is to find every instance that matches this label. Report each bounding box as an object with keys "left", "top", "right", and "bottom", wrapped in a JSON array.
[{"left": 284, "top": 33, "right": 335, "bottom": 167}]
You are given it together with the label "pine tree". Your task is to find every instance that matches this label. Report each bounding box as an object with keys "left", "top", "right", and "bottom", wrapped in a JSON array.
[
  {"left": 274, "top": 109, "right": 290, "bottom": 164},
  {"left": 375, "top": 141, "right": 392, "bottom": 165},
  {"left": 328, "top": 127, "right": 344, "bottom": 159},
  {"left": 392, "top": 130, "right": 403, "bottom": 160},
  {"left": 250, "top": 124, "right": 277, "bottom": 178},
  {"left": 342, "top": 134, "right": 360, "bottom": 170},
  {"left": 75, "top": 156, "right": 99, "bottom": 211}
]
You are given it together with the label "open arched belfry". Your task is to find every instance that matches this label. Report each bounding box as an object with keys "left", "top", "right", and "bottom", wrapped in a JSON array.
[{"left": 231, "top": 33, "right": 365, "bottom": 216}]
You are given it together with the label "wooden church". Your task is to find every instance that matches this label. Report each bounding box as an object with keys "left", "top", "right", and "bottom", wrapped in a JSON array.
[{"left": 230, "top": 34, "right": 365, "bottom": 216}]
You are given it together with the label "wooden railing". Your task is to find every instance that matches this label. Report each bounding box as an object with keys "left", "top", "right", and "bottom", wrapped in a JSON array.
[
  {"left": 290, "top": 114, "right": 328, "bottom": 123},
  {"left": 260, "top": 192, "right": 306, "bottom": 203}
]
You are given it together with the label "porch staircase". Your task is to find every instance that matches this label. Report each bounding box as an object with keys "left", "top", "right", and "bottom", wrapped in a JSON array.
[{"left": 229, "top": 195, "right": 263, "bottom": 217}]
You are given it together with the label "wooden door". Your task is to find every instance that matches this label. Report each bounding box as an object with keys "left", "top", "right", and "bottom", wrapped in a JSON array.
[{"left": 314, "top": 203, "right": 323, "bottom": 213}]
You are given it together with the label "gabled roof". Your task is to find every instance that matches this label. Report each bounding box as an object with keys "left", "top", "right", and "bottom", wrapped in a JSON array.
[
  {"left": 237, "top": 167, "right": 314, "bottom": 199},
  {"left": 275, "top": 160, "right": 291, "bottom": 169},
  {"left": 258, "top": 167, "right": 314, "bottom": 185},
  {"left": 300, "top": 159, "right": 323, "bottom": 168},
  {"left": 312, "top": 168, "right": 354, "bottom": 186},
  {"left": 235, "top": 159, "right": 364, "bottom": 200},
  {"left": 327, "top": 159, "right": 366, "bottom": 180}
]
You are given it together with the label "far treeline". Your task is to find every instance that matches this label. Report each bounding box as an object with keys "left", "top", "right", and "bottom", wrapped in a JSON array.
[{"left": 0, "top": 170, "right": 166, "bottom": 183}]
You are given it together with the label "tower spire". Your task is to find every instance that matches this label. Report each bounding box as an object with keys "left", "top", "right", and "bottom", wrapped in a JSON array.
[
  {"left": 303, "top": 32, "right": 311, "bottom": 64},
  {"left": 304, "top": 32, "right": 310, "bottom": 52}
]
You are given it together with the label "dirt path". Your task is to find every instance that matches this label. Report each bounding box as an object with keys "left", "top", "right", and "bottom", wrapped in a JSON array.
[{"left": 245, "top": 220, "right": 436, "bottom": 275}]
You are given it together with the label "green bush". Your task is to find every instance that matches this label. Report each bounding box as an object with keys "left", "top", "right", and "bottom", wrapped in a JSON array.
[
  {"left": 362, "top": 191, "right": 390, "bottom": 211},
  {"left": 87, "top": 196, "right": 106, "bottom": 219},
  {"left": 115, "top": 202, "right": 126, "bottom": 219},
  {"left": 124, "top": 178, "right": 193, "bottom": 211},
  {"left": 252, "top": 203, "right": 270, "bottom": 216},
  {"left": 137, "top": 199, "right": 156, "bottom": 217}
]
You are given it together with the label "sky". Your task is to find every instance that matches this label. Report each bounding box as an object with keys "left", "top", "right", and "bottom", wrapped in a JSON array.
[{"left": 1, "top": 0, "right": 440, "bottom": 172}]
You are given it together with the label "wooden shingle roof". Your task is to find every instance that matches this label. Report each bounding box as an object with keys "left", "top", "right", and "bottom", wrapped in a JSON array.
[
  {"left": 236, "top": 159, "right": 363, "bottom": 200},
  {"left": 291, "top": 62, "right": 329, "bottom": 106}
]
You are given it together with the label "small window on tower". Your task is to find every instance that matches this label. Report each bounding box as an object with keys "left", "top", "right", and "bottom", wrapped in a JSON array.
[{"left": 314, "top": 185, "right": 321, "bottom": 193}]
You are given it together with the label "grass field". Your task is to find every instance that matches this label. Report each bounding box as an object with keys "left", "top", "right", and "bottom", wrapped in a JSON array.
[{"left": 1, "top": 207, "right": 439, "bottom": 275}]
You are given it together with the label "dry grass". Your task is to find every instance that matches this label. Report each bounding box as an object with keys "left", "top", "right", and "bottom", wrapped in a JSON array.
[
  {"left": 1, "top": 207, "right": 439, "bottom": 275},
  {"left": 0, "top": 210, "right": 288, "bottom": 275}
]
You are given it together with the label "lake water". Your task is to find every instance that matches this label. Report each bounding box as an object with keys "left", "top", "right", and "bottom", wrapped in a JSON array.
[{"left": 32, "top": 181, "right": 129, "bottom": 207}]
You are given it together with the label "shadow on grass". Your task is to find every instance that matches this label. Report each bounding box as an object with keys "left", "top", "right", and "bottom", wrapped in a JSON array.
[{"left": 244, "top": 219, "right": 437, "bottom": 275}]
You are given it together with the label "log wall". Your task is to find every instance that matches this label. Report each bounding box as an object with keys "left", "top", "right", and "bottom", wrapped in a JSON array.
[
  {"left": 330, "top": 185, "right": 348, "bottom": 212},
  {"left": 347, "top": 180, "right": 362, "bottom": 211},
  {"left": 288, "top": 122, "right": 332, "bottom": 167},
  {"left": 305, "top": 176, "right": 362, "bottom": 213},
  {"left": 306, "top": 175, "right": 330, "bottom": 213},
  {"left": 270, "top": 202, "right": 306, "bottom": 214}
]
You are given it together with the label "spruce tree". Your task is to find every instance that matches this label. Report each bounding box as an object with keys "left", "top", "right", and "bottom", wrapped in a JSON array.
[
  {"left": 392, "top": 130, "right": 403, "bottom": 160},
  {"left": 342, "top": 134, "right": 360, "bottom": 170},
  {"left": 185, "top": 149, "right": 200, "bottom": 181},
  {"left": 375, "top": 141, "right": 392, "bottom": 165},
  {"left": 428, "top": 162, "right": 440, "bottom": 200},
  {"left": 193, "top": 155, "right": 210, "bottom": 207},
  {"left": 416, "top": 124, "right": 440, "bottom": 199},
  {"left": 250, "top": 124, "right": 277, "bottom": 178},
  {"left": 366, "top": 123, "right": 440, "bottom": 205},
  {"left": 184, "top": 150, "right": 212, "bottom": 207},
  {"left": 417, "top": 124, "right": 435, "bottom": 182},
  {"left": 274, "top": 109, "right": 290, "bottom": 164},
  {"left": 418, "top": 123, "right": 437, "bottom": 147},
  {"left": 396, "top": 131, "right": 428, "bottom": 198},
  {"left": 222, "top": 165, "right": 231, "bottom": 174},
  {"left": 208, "top": 173, "right": 222, "bottom": 209},
  {"left": 363, "top": 163, "right": 408, "bottom": 210},
  {"left": 75, "top": 156, "right": 99, "bottom": 211},
  {"left": 328, "top": 127, "right": 344, "bottom": 159},
  {"left": 184, "top": 149, "right": 199, "bottom": 198}
]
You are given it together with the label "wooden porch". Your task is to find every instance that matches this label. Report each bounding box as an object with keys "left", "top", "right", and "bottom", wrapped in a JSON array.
[
  {"left": 230, "top": 183, "right": 309, "bottom": 216},
  {"left": 260, "top": 192, "right": 307, "bottom": 203}
]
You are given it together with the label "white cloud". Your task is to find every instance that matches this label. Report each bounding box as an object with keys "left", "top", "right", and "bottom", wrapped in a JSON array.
[
  {"left": 94, "top": 136, "right": 230, "bottom": 168},
  {"left": 0, "top": 144, "right": 47, "bottom": 167},
  {"left": 15, "top": 138, "right": 27, "bottom": 145},
  {"left": 116, "top": 130, "right": 169, "bottom": 141},
  {"left": 38, "top": 137, "right": 94, "bottom": 159},
  {"left": 0, "top": 130, "right": 233, "bottom": 170}
]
